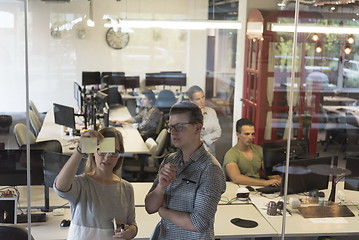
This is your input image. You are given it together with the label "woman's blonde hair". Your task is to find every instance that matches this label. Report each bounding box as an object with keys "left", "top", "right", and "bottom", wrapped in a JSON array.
[{"left": 84, "top": 127, "right": 124, "bottom": 175}]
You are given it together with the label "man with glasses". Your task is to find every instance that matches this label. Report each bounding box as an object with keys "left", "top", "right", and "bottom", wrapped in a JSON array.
[
  {"left": 223, "top": 118, "right": 281, "bottom": 186},
  {"left": 145, "top": 101, "right": 226, "bottom": 240}
]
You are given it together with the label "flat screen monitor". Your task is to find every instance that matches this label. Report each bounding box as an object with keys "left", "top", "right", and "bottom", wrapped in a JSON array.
[
  {"left": 102, "top": 72, "right": 125, "bottom": 85},
  {"left": 0, "top": 149, "right": 44, "bottom": 186},
  {"left": 344, "top": 156, "right": 359, "bottom": 191},
  {"left": 162, "top": 72, "right": 187, "bottom": 86},
  {"left": 82, "top": 71, "right": 101, "bottom": 86},
  {"left": 279, "top": 156, "right": 332, "bottom": 195},
  {"left": 145, "top": 73, "right": 165, "bottom": 86},
  {"left": 263, "top": 139, "right": 309, "bottom": 176},
  {"left": 53, "top": 103, "right": 76, "bottom": 129},
  {"left": 124, "top": 76, "right": 140, "bottom": 89}
]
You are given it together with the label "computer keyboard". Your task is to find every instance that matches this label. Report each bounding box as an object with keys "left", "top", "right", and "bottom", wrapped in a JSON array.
[{"left": 256, "top": 185, "right": 281, "bottom": 194}]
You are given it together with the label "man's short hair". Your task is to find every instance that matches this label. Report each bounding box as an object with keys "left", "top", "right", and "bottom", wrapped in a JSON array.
[
  {"left": 142, "top": 90, "right": 156, "bottom": 103},
  {"left": 169, "top": 101, "right": 203, "bottom": 125},
  {"left": 236, "top": 118, "right": 254, "bottom": 133}
]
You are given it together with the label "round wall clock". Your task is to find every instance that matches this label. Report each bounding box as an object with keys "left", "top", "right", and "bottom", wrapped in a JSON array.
[{"left": 105, "top": 28, "right": 130, "bottom": 50}]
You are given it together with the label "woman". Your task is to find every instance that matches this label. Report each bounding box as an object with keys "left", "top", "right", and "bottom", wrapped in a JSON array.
[
  {"left": 114, "top": 90, "right": 162, "bottom": 140},
  {"left": 54, "top": 127, "right": 137, "bottom": 240},
  {"left": 188, "top": 85, "right": 221, "bottom": 157}
]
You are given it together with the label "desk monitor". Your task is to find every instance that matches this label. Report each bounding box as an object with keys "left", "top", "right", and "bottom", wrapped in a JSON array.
[
  {"left": 145, "top": 73, "right": 165, "bottom": 86},
  {"left": 82, "top": 71, "right": 101, "bottom": 86},
  {"left": 0, "top": 149, "right": 44, "bottom": 186},
  {"left": 280, "top": 156, "right": 332, "bottom": 195},
  {"left": 344, "top": 156, "right": 359, "bottom": 191},
  {"left": 53, "top": 103, "right": 76, "bottom": 130},
  {"left": 102, "top": 72, "right": 125, "bottom": 85},
  {"left": 162, "top": 72, "right": 187, "bottom": 86},
  {"left": 263, "top": 139, "right": 309, "bottom": 176},
  {"left": 124, "top": 76, "right": 140, "bottom": 90}
]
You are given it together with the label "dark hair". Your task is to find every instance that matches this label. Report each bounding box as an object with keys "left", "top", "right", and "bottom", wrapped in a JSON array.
[
  {"left": 187, "top": 85, "right": 203, "bottom": 100},
  {"left": 236, "top": 118, "right": 254, "bottom": 133},
  {"left": 85, "top": 127, "right": 124, "bottom": 174},
  {"left": 142, "top": 90, "right": 156, "bottom": 104},
  {"left": 169, "top": 101, "right": 203, "bottom": 125}
]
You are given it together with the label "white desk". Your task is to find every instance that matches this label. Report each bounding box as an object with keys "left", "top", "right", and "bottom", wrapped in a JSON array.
[
  {"left": 28, "top": 205, "right": 277, "bottom": 240},
  {"left": 37, "top": 106, "right": 149, "bottom": 155},
  {"left": 249, "top": 181, "right": 359, "bottom": 237}
]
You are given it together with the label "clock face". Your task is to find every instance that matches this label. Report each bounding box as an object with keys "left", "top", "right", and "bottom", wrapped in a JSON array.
[{"left": 105, "top": 28, "right": 130, "bottom": 50}]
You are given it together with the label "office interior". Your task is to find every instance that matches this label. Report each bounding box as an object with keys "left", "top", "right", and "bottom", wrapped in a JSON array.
[{"left": 1, "top": 0, "right": 359, "bottom": 239}]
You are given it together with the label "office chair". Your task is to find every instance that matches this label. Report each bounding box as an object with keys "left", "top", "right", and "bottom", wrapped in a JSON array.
[
  {"left": 122, "top": 129, "right": 169, "bottom": 180},
  {"left": 156, "top": 90, "right": 177, "bottom": 114},
  {"left": 107, "top": 86, "right": 124, "bottom": 108},
  {"left": 13, "top": 123, "right": 62, "bottom": 153},
  {"left": 29, "top": 109, "right": 42, "bottom": 137},
  {"left": 0, "top": 224, "right": 35, "bottom": 240},
  {"left": 29, "top": 100, "right": 43, "bottom": 122},
  {"left": 42, "top": 151, "right": 86, "bottom": 211},
  {"left": 345, "top": 112, "right": 359, "bottom": 157}
]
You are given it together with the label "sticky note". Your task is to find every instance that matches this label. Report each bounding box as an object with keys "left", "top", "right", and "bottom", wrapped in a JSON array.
[
  {"left": 80, "top": 138, "right": 97, "bottom": 153},
  {"left": 99, "top": 137, "right": 115, "bottom": 153}
]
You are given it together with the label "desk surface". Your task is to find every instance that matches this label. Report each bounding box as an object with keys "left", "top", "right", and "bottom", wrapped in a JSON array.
[
  {"left": 13, "top": 182, "right": 241, "bottom": 209},
  {"left": 37, "top": 107, "right": 149, "bottom": 155},
  {"left": 27, "top": 204, "right": 277, "bottom": 240}
]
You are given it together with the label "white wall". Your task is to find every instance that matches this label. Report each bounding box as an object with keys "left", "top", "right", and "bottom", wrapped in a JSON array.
[{"left": 0, "top": 0, "right": 208, "bottom": 112}]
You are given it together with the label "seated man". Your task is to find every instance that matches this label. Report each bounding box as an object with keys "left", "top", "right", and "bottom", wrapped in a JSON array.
[{"left": 223, "top": 118, "right": 281, "bottom": 186}]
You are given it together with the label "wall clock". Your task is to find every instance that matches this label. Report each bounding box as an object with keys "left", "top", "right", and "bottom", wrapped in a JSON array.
[{"left": 105, "top": 28, "right": 130, "bottom": 50}]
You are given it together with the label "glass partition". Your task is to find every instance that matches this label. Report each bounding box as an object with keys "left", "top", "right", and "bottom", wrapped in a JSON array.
[{"left": 1, "top": 0, "right": 359, "bottom": 239}]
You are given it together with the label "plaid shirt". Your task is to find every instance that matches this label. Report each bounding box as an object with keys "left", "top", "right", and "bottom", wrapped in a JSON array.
[
  {"left": 149, "top": 145, "right": 226, "bottom": 240},
  {"left": 133, "top": 106, "right": 161, "bottom": 136}
]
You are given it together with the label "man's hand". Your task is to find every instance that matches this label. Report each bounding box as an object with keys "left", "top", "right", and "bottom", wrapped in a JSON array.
[{"left": 158, "top": 163, "right": 177, "bottom": 189}]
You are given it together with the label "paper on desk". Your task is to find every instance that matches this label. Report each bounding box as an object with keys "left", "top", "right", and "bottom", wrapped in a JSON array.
[
  {"left": 99, "top": 138, "right": 115, "bottom": 153},
  {"left": 80, "top": 138, "right": 97, "bottom": 153},
  {"left": 310, "top": 218, "right": 348, "bottom": 224}
]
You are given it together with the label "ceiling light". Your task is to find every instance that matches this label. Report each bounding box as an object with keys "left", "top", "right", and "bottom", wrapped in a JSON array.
[
  {"left": 344, "top": 43, "right": 352, "bottom": 55},
  {"left": 311, "top": 33, "right": 319, "bottom": 42},
  {"left": 87, "top": 0, "right": 95, "bottom": 27},
  {"left": 270, "top": 23, "right": 359, "bottom": 34},
  {"left": 104, "top": 19, "right": 242, "bottom": 30}
]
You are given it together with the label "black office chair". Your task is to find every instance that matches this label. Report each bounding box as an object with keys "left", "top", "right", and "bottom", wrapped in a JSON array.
[
  {"left": 0, "top": 225, "right": 35, "bottom": 240},
  {"left": 106, "top": 86, "right": 124, "bottom": 108},
  {"left": 156, "top": 90, "right": 177, "bottom": 114},
  {"left": 345, "top": 112, "right": 359, "bottom": 157},
  {"left": 42, "top": 151, "right": 86, "bottom": 211}
]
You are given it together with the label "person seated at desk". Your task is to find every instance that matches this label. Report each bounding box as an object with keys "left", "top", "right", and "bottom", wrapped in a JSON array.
[
  {"left": 187, "top": 85, "right": 221, "bottom": 157},
  {"left": 54, "top": 127, "right": 137, "bottom": 240},
  {"left": 223, "top": 118, "right": 281, "bottom": 186},
  {"left": 112, "top": 90, "right": 162, "bottom": 140}
]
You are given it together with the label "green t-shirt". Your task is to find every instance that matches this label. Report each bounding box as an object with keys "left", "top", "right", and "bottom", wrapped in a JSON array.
[{"left": 222, "top": 144, "right": 263, "bottom": 179}]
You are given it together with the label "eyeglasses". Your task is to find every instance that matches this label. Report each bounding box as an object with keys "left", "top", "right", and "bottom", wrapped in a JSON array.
[
  {"left": 166, "top": 122, "right": 195, "bottom": 133},
  {"left": 96, "top": 149, "right": 121, "bottom": 158}
]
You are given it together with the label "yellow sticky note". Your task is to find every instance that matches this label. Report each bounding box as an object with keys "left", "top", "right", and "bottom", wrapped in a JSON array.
[
  {"left": 99, "top": 137, "right": 115, "bottom": 153},
  {"left": 80, "top": 138, "right": 97, "bottom": 153}
]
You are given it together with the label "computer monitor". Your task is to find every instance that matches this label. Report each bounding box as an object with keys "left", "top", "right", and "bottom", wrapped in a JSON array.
[
  {"left": 263, "top": 139, "right": 309, "bottom": 176},
  {"left": 279, "top": 156, "right": 333, "bottom": 195},
  {"left": 124, "top": 76, "right": 140, "bottom": 90},
  {"left": 53, "top": 103, "right": 76, "bottom": 130},
  {"left": 344, "top": 156, "right": 359, "bottom": 191},
  {"left": 145, "top": 73, "right": 165, "bottom": 86},
  {"left": 82, "top": 71, "right": 101, "bottom": 86},
  {"left": 101, "top": 72, "right": 125, "bottom": 85},
  {"left": 0, "top": 149, "right": 44, "bottom": 186},
  {"left": 161, "top": 72, "right": 187, "bottom": 86}
]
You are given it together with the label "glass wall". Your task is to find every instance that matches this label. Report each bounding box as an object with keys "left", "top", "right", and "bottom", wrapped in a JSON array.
[{"left": 1, "top": 0, "right": 359, "bottom": 239}]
